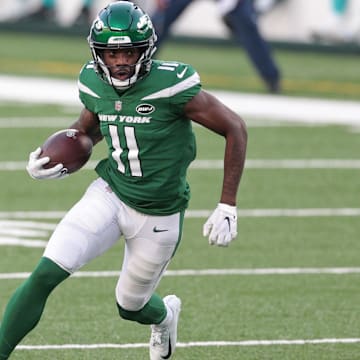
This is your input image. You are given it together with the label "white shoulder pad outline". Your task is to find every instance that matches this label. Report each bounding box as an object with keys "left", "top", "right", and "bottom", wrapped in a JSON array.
[
  {"left": 141, "top": 72, "right": 200, "bottom": 101},
  {"left": 78, "top": 80, "right": 101, "bottom": 98}
]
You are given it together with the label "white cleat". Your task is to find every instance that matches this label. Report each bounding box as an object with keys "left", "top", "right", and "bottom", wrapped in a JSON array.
[{"left": 149, "top": 295, "right": 181, "bottom": 360}]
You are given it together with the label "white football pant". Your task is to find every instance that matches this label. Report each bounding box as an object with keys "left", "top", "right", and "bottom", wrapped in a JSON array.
[{"left": 44, "top": 177, "right": 182, "bottom": 311}]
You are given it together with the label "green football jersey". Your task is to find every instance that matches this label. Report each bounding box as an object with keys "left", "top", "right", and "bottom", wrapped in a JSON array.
[{"left": 78, "top": 59, "right": 202, "bottom": 215}]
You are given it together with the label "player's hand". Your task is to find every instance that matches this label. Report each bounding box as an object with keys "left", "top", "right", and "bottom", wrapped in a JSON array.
[
  {"left": 26, "top": 147, "right": 67, "bottom": 180},
  {"left": 203, "top": 203, "right": 238, "bottom": 247}
]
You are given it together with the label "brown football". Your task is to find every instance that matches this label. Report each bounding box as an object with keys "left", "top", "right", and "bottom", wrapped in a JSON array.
[{"left": 41, "top": 129, "right": 93, "bottom": 174}]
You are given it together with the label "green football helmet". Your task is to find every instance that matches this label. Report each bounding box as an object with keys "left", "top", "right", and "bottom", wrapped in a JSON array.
[{"left": 88, "top": 1, "right": 157, "bottom": 90}]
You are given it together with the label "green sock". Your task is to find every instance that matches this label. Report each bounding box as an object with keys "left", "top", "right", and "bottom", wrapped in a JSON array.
[
  {"left": 117, "top": 293, "right": 167, "bottom": 325},
  {"left": 0, "top": 257, "right": 69, "bottom": 359}
]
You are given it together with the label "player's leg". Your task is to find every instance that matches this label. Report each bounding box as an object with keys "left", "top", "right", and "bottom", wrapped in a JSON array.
[
  {"left": 151, "top": 0, "right": 193, "bottom": 50},
  {"left": 0, "top": 257, "right": 69, "bottom": 359},
  {"left": 114, "top": 205, "right": 184, "bottom": 359},
  {"left": 223, "top": 0, "right": 281, "bottom": 92},
  {"left": 115, "top": 206, "right": 183, "bottom": 321},
  {"left": 44, "top": 178, "right": 122, "bottom": 272},
  {"left": 0, "top": 178, "right": 121, "bottom": 359}
]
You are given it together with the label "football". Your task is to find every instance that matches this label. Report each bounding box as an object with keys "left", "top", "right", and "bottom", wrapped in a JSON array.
[{"left": 41, "top": 129, "right": 93, "bottom": 174}]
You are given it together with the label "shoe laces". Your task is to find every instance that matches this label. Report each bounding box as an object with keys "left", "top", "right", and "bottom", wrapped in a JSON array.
[{"left": 150, "top": 325, "right": 169, "bottom": 346}]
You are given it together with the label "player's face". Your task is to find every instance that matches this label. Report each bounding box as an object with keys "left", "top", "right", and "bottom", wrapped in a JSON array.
[{"left": 102, "top": 48, "right": 142, "bottom": 81}]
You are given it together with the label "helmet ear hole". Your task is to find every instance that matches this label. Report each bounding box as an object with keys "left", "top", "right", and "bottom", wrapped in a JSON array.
[{"left": 88, "top": 1, "right": 157, "bottom": 90}]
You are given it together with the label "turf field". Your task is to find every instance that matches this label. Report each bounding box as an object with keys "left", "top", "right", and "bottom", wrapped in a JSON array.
[
  {"left": 1, "top": 31, "right": 360, "bottom": 99},
  {"left": 0, "top": 32, "right": 360, "bottom": 360}
]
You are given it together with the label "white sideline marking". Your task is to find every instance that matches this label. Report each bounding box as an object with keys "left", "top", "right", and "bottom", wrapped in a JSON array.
[
  {"left": 16, "top": 338, "right": 360, "bottom": 351},
  {"left": 214, "top": 90, "right": 360, "bottom": 124},
  {"left": 2, "top": 267, "right": 360, "bottom": 279},
  {"left": 1, "top": 75, "right": 360, "bottom": 124},
  {"left": 3, "top": 159, "right": 360, "bottom": 171}
]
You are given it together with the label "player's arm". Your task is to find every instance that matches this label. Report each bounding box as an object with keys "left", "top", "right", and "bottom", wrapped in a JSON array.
[
  {"left": 69, "top": 107, "right": 103, "bottom": 145},
  {"left": 26, "top": 108, "right": 103, "bottom": 180},
  {"left": 184, "top": 89, "right": 248, "bottom": 246},
  {"left": 185, "top": 90, "right": 247, "bottom": 205}
]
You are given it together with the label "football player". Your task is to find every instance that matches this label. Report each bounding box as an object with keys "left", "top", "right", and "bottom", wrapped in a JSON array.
[
  {"left": 151, "top": 0, "right": 282, "bottom": 93},
  {"left": 0, "top": 2, "right": 247, "bottom": 359}
]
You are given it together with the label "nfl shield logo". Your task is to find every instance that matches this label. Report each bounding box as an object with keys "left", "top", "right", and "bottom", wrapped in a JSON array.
[{"left": 115, "top": 101, "right": 122, "bottom": 111}]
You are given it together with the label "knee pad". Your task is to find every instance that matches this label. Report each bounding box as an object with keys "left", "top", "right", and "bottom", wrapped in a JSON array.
[
  {"left": 115, "top": 255, "right": 164, "bottom": 312},
  {"left": 116, "top": 286, "right": 149, "bottom": 313}
]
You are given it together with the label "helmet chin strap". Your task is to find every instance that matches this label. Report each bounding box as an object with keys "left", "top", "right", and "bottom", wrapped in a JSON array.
[{"left": 98, "top": 53, "right": 145, "bottom": 91}]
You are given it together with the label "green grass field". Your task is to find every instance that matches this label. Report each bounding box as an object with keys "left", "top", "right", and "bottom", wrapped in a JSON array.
[
  {"left": 1, "top": 31, "right": 360, "bottom": 99},
  {"left": 0, "top": 32, "right": 360, "bottom": 359}
]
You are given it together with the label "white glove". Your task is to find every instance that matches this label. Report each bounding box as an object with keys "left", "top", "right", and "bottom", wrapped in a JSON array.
[
  {"left": 203, "top": 203, "right": 238, "bottom": 247},
  {"left": 26, "top": 147, "right": 68, "bottom": 180}
]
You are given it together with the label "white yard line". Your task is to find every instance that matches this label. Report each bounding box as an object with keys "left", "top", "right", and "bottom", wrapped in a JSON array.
[
  {"left": 2, "top": 267, "right": 360, "bottom": 280},
  {"left": 0, "top": 211, "right": 66, "bottom": 219},
  {"left": 2, "top": 159, "right": 360, "bottom": 171},
  {"left": 0, "top": 117, "right": 354, "bottom": 129},
  {"left": 0, "top": 208, "right": 359, "bottom": 220},
  {"left": 0, "top": 117, "right": 73, "bottom": 128},
  {"left": 15, "top": 338, "right": 360, "bottom": 351},
  {"left": 188, "top": 208, "right": 360, "bottom": 217},
  {"left": 0, "top": 238, "right": 47, "bottom": 247},
  {"left": 0, "top": 220, "right": 57, "bottom": 229}
]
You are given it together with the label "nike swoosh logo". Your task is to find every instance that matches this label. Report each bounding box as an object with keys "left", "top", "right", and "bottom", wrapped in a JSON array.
[
  {"left": 161, "top": 338, "right": 172, "bottom": 359},
  {"left": 176, "top": 67, "right": 187, "bottom": 79},
  {"left": 225, "top": 216, "right": 230, "bottom": 231},
  {"left": 153, "top": 226, "right": 169, "bottom": 233}
]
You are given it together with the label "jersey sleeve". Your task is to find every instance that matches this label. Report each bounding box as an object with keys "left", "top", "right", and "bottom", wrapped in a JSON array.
[
  {"left": 169, "top": 63, "right": 202, "bottom": 108},
  {"left": 77, "top": 62, "right": 102, "bottom": 113}
]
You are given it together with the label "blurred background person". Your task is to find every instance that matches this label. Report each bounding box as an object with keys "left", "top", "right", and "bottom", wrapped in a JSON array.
[
  {"left": 253, "top": 0, "right": 285, "bottom": 14},
  {"left": 151, "top": 0, "right": 282, "bottom": 93},
  {"left": 0, "top": 0, "right": 115, "bottom": 27},
  {"left": 0, "top": 0, "right": 48, "bottom": 22},
  {"left": 54, "top": 0, "right": 92, "bottom": 27},
  {"left": 311, "top": 0, "right": 360, "bottom": 44}
]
